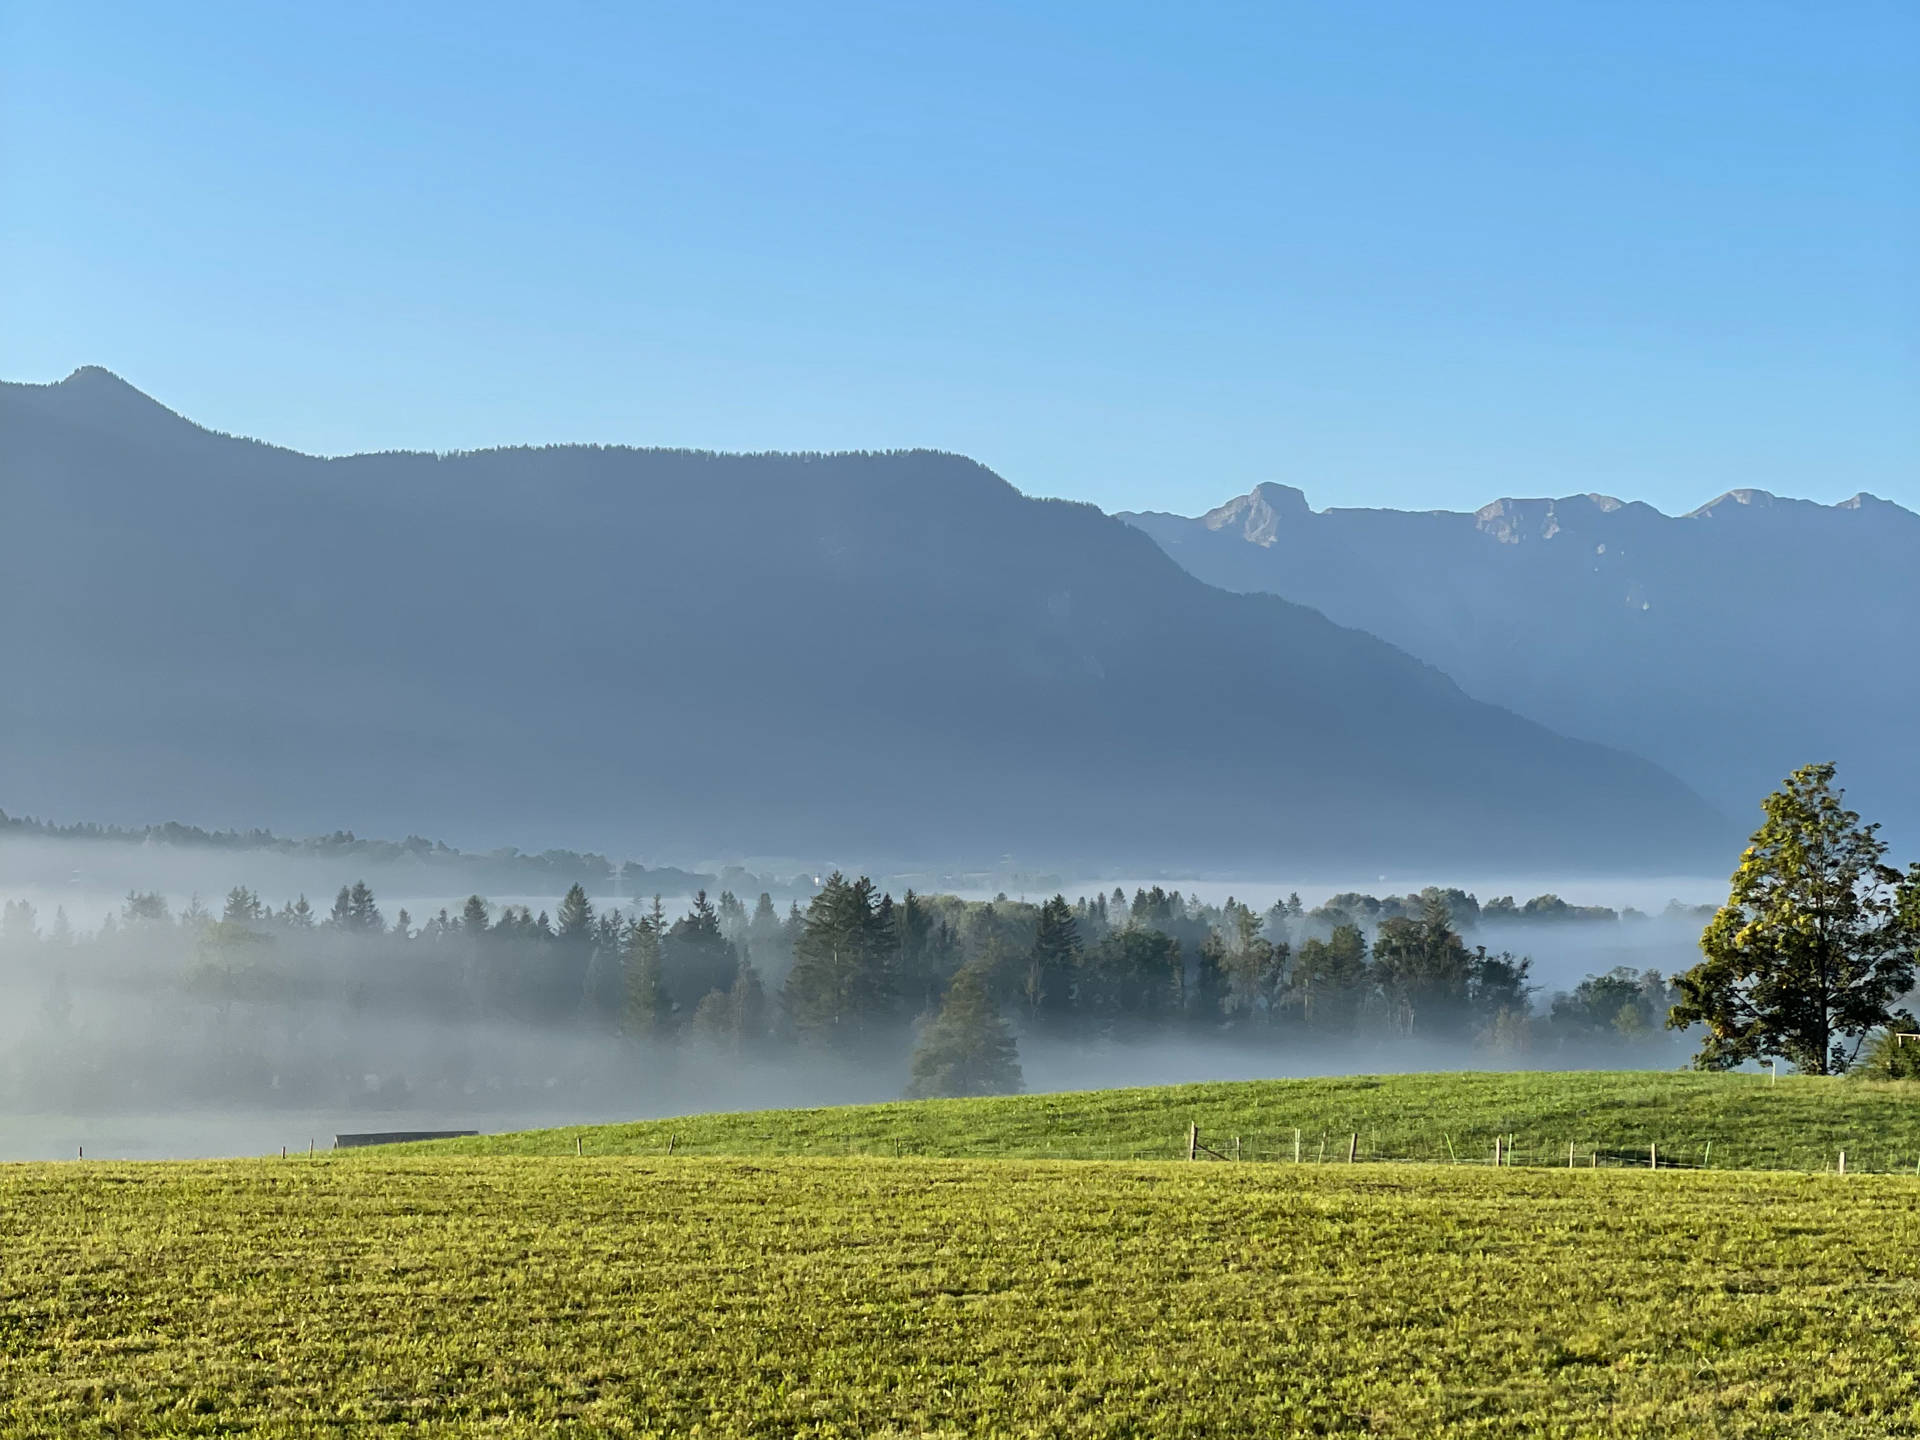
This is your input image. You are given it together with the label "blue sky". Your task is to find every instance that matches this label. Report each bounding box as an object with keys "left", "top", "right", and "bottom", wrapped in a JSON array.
[{"left": 3, "top": 1, "right": 1915, "bottom": 515}]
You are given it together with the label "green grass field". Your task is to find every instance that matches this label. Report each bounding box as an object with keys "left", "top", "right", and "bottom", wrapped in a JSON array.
[
  {"left": 408, "top": 1069, "right": 1920, "bottom": 1173},
  {"left": 11, "top": 1071, "right": 1920, "bottom": 1436},
  {"left": 6, "top": 1155, "right": 1920, "bottom": 1436}
]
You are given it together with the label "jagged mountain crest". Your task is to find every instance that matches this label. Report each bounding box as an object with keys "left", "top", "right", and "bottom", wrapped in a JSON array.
[{"left": 1122, "top": 482, "right": 1919, "bottom": 837}]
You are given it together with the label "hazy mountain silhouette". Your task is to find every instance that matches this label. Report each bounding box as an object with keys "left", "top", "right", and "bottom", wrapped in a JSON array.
[
  {"left": 0, "top": 369, "right": 1727, "bottom": 871},
  {"left": 1124, "top": 483, "right": 1919, "bottom": 839}
]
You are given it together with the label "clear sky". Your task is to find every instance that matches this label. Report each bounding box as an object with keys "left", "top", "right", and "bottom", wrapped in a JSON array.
[{"left": 3, "top": 1, "right": 1915, "bottom": 516}]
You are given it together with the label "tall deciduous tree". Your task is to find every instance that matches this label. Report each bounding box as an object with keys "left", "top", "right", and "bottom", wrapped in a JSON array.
[
  {"left": 1670, "top": 763, "right": 1920, "bottom": 1074},
  {"left": 1370, "top": 898, "right": 1473, "bottom": 1037}
]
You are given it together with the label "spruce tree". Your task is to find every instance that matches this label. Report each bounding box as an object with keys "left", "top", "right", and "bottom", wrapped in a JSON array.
[
  {"left": 1291, "top": 924, "right": 1369, "bottom": 1035},
  {"left": 905, "top": 964, "right": 1023, "bottom": 1099},
  {"left": 1222, "top": 902, "right": 1285, "bottom": 1026},
  {"left": 661, "top": 890, "right": 739, "bottom": 1014},
  {"left": 623, "top": 904, "right": 670, "bottom": 1038},
  {"left": 785, "top": 873, "right": 897, "bottom": 1042},
  {"left": 555, "top": 884, "right": 594, "bottom": 944},
  {"left": 1189, "top": 928, "right": 1231, "bottom": 1025},
  {"left": 1023, "top": 895, "right": 1080, "bottom": 1022}
]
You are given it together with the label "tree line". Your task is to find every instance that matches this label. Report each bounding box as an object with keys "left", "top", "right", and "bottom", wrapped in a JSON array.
[
  {"left": 3, "top": 871, "right": 1688, "bottom": 1107},
  {"left": 11, "top": 761, "right": 1905, "bottom": 1105}
]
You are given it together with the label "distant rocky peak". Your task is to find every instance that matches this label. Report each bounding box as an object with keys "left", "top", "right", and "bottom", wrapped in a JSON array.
[
  {"left": 1472, "top": 492, "right": 1633, "bottom": 544},
  {"left": 1200, "top": 482, "right": 1312, "bottom": 545},
  {"left": 1473, "top": 497, "right": 1562, "bottom": 544},
  {"left": 1834, "top": 492, "right": 1920, "bottom": 526},
  {"left": 1686, "top": 488, "right": 1780, "bottom": 518}
]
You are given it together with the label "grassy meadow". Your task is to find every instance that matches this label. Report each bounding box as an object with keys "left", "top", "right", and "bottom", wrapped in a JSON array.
[
  {"left": 11, "top": 1070, "right": 1920, "bottom": 1436},
  {"left": 6, "top": 1154, "right": 1920, "bottom": 1436},
  {"left": 407, "top": 1069, "right": 1920, "bottom": 1173}
]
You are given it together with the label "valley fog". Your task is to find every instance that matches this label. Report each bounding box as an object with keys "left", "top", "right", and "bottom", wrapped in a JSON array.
[{"left": 1, "top": 835, "right": 1716, "bottom": 1159}]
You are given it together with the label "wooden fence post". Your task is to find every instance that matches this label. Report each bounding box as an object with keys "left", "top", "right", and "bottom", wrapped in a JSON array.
[
  {"left": 667, "top": 1134, "right": 676, "bottom": 1155},
  {"left": 1294, "top": 1128, "right": 1301, "bottom": 1164},
  {"left": 1233, "top": 1135, "right": 1241, "bottom": 1162},
  {"left": 1649, "top": 1142, "right": 1657, "bottom": 1171},
  {"left": 1493, "top": 1136, "right": 1502, "bottom": 1167},
  {"left": 1568, "top": 1141, "right": 1575, "bottom": 1169},
  {"left": 1839, "top": 1150, "right": 1847, "bottom": 1175},
  {"left": 1187, "top": 1122, "right": 1198, "bottom": 1162},
  {"left": 1347, "top": 1133, "right": 1357, "bottom": 1164}
]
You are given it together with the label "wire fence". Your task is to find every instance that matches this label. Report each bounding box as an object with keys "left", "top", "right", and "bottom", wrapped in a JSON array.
[{"left": 616, "top": 1124, "right": 1919, "bottom": 1175}]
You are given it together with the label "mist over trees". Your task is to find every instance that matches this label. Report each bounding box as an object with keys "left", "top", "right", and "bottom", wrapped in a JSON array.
[{"left": 0, "top": 865, "right": 1715, "bottom": 1115}]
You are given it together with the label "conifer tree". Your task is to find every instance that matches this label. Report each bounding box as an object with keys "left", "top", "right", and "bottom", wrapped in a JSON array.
[
  {"left": 785, "top": 873, "right": 898, "bottom": 1041},
  {"left": 692, "top": 958, "right": 769, "bottom": 1051},
  {"left": 904, "top": 963, "right": 1023, "bottom": 1099},
  {"left": 623, "top": 902, "right": 670, "bottom": 1038},
  {"left": 1022, "top": 895, "right": 1080, "bottom": 1022},
  {"left": 555, "top": 884, "right": 595, "bottom": 944},
  {"left": 1082, "top": 926, "right": 1182, "bottom": 1022},
  {"left": 1222, "top": 901, "right": 1286, "bottom": 1025},
  {"left": 661, "top": 890, "right": 739, "bottom": 1014},
  {"left": 1189, "top": 928, "right": 1231, "bottom": 1024},
  {"left": 1291, "top": 924, "right": 1369, "bottom": 1034},
  {"left": 328, "top": 882, "right": 383, "bottom": 934}
]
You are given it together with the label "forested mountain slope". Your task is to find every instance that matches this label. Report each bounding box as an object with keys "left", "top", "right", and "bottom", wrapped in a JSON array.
[
  {"left": 1125, "top": 483, "right": 1919, "bottom": 837},
  {"left": 0, "top": 369, "right": 1724, "bottom": 869}
]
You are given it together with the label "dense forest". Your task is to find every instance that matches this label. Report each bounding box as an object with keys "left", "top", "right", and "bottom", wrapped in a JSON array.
[{"left": 0, "top": 876, "right": 1693, "bottom": 1112}]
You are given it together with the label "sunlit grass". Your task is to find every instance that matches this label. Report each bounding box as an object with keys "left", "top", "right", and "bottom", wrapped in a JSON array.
[
  {"left": 409, "top": 1069, "right": 1920, "bottom": 1173},
  {"left": 6, "top": 1154, "right": 1920, "bottom": 1435}
]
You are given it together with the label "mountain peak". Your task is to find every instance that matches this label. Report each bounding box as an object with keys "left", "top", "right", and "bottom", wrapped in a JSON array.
[
  {"left": 1473, "top": 497, "right": 1565, "bottom": 543},
  {"left": 1200, "top": 483, "right": 1312, "bottom": 544},
  {"left": 62, "top": 364, "right": 136, "bottom": 388},
  {"left": 1686, "top": 488, "right": 1781, "bottom": 518},
  {"left": 3, "top": 365, "right": 194, "bottom": 438}
]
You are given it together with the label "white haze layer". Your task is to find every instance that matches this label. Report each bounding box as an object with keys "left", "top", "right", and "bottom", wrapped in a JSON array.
[{"left": 1, "top": 838, "right": 1717, "bottom": 1160}]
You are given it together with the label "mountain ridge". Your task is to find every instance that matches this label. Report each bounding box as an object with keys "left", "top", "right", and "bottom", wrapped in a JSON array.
[
  {"left": 1, "top": 369, "right": 1728, "bottom": 871},
  {"left": 1123, "top": 483, "right": 1918, "bottom": 836}
]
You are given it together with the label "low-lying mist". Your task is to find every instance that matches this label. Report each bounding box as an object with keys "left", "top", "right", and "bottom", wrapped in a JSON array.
[{"left": 1, "top": 843, "right": 1721, "bottom": 1160}]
